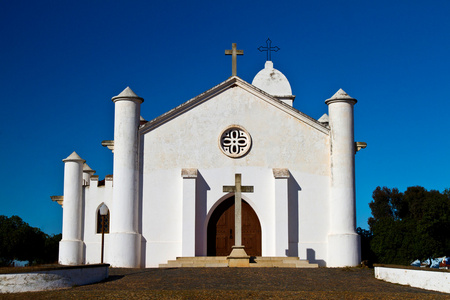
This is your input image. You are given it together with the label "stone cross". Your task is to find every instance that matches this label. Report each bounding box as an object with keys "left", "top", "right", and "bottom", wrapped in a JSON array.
[
  {"left": 257, "top": 38, "right": 280, "bottom": 61},
  {"left": 225, "top": 43, "right": 244, "bottom": 76},
  {"left": 223, "top": 173, "right": 254, "bottom": 247}
]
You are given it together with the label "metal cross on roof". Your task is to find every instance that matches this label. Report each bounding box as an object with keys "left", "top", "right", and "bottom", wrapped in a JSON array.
[
  {"left": 225, "top": 43, "right": 244, "bottom": 77},
  {"left": 257, "top": 38, "right": 280, "bottom": 61}
]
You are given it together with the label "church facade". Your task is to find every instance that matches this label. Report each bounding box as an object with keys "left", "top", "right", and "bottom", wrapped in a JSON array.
[{"left": 53, "top": 57, "right": 364, "bottom": 268}]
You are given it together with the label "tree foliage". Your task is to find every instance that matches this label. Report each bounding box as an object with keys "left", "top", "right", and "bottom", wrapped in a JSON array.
[
  {"left": 368, "top": 186, "right": 450, "bottom": 265},
  {"left": 356, "top": 227, "right": 376, "bottom": 265},
  {"left": 0, "top": 215, "right": 61, "bottom": 266}
]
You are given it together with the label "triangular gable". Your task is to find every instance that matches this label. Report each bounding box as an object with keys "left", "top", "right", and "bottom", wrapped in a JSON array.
[{"left": 140, "top": 76, "right": 329, "bottom": 135}]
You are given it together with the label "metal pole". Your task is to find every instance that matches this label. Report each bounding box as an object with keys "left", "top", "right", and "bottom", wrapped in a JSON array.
[{"left": 101, "top": 215, "right": 105, "bottom": 264}]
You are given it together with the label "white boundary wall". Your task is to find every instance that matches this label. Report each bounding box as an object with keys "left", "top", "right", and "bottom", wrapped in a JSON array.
[
  {"left": 375, "top": 265, "right": 450, "bottom": 294},
  {"left": 0, "top": 264, "right": 109, "bottom": 293}
]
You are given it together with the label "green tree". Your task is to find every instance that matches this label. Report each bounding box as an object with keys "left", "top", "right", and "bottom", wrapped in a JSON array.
[
  {"left": 356, "top": 227, "right": 375, "bottom": 265},
  {"left": 368, "top": 186, "right": 450, "bottom": 265},
  {"left": 40, "top": 233, "right": 62, "bottom": 264},
  {"left": 0, "top": 215, "right": 60, "bottom": 266}
]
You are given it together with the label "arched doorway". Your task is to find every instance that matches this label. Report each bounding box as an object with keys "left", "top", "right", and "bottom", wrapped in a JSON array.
[{"left": 207, "top": 197, "right": 261, "bottom": 256}]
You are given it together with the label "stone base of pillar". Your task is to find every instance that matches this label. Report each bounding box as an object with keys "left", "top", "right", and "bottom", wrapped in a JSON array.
[
  {"left": 327, "top": 233, "right": 360, "bottom": 267},
  {"left": 227, "top": 245, "right": 250, "bottom": 267},
  {"left": 108, "top": 232, "right": 142, "bottom": 268},
  {"left": 59, "top": 239, "right": 84, "bottom": 265}
]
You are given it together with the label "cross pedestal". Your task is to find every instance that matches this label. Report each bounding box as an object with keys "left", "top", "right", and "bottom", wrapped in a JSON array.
[
  {"left": 227, "top": 245, "right": 250, "bottom": 267},
  {"left": 223, "top": 173, "right": 254, "bottom": 267}
]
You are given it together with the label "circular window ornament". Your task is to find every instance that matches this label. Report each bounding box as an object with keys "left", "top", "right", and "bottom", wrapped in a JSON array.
[{"left": 219, "top": 125, "right": 252, "bottom": 158}]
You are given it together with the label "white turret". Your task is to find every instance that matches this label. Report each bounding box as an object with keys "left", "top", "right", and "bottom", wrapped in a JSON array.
[
  {"left": 109, "top": 87, "right": 143, "bottom": 268},
  {"left": 82, "top": 162, "right": 96, "bottom": 186},
  {"left": 59, "top": 151, "right": 85, "bottom": 265},
  {"left": 325, "top": 89, "right": 360, "bottom": 267}
]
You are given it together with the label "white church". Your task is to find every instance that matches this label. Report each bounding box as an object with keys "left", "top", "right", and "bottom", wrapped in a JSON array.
[{"left": 52, "top": 43, "right": 365, "bottom": 268}]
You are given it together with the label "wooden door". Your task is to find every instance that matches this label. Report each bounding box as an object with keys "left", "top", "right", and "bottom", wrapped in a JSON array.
[{"left": 207, "top": 197, "right": 261, "bottom": 256}]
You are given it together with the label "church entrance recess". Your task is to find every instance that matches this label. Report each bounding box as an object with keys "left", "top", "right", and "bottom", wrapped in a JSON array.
[{"left": 207, "top": 197, "right": 261, "bottom": 256}]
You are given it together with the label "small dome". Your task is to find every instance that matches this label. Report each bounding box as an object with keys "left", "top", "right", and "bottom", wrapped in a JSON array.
[{"left": 252, "top": 61, "right": 292, "bottom": 96}]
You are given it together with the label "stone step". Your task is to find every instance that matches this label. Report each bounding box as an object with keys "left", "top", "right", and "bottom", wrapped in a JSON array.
[
  {"left": 159, "top": 256, "right": 319, "bottom": 268},
  {"left": 252, "top": 261, "right": 319, "bottom": 268},
  {"left": 254, "top": 256, "right": 300, "bottom": 261},
  {"left": 251, "top": 257, "right": 318, "bottom": 268},
  {"left": 159, "top": 257, "right": 229, "bottom": 268},
  {"left": 160, "top": 262, "right": 229, "bottom": 268},
  {"left": 159, "top": 263, "right": 182, "bottom": 268},
  {"left": 174, "top": 256, "right": 228, "bottom": 261},
  {"left": 165, "top": 257, "right": 231, "bottom": 264}
]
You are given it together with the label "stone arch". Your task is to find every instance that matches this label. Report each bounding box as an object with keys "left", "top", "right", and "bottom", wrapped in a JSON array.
[
  {"left": 206, "top": 195, "right": 261, "bottom": 256},
  {"left": 205, "top": 193, "right": 259, "bottom": 227}
]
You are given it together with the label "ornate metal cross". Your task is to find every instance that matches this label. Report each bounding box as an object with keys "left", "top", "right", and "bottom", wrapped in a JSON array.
[
  {"left": 225, "top": 43, "right": 244, "bottom": 76},
  {"left": 223, "top": 174, "right": 254, "bottom": 247},
  {"left": 258, "top": 38, "right": 280, "bottom": 61}
]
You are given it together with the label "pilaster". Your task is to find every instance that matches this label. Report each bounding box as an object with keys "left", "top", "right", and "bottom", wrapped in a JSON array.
[
  {"left": 181, "top": 168, "right": 197, "bottom": 257},
  {"left": 273, "top": 168, "right": 290, "bottom": 256}
]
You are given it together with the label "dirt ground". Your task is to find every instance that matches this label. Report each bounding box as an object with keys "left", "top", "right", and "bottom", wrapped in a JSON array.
[{"left": 1, "top": 267, "right": 449, "bottom": 299}]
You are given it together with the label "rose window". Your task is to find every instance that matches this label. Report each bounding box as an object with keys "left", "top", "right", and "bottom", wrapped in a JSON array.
[{"left": 219, "top": 126, "right": 252, "bottom": 158}]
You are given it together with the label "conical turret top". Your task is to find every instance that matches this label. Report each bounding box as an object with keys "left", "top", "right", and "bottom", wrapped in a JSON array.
[
  {"left": 112, "top": 87, "right": 144, "bottom": 103},
  {"left": 62, "top": 151, "right": 85, "bottom": 163},
  {"left": 325, "top": 88, "right": 357, "bottom": 104},
  {"left": 83, "top": 162, "right": 96, "bottom": 174}
]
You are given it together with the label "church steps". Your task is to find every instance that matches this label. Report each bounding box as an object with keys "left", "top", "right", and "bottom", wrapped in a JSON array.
[
  {"left": 158, "top": 257, "right": 319, "bottom": 268},
  {"left": 251, "top": 257, "right": 319, "bottom": 268},
  {"left": 174, "top": 256, "right": 228, "bottom": 261}
]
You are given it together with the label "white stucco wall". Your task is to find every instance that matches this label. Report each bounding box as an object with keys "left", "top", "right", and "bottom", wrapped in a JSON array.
[
  {"left": 83, "top": 176, "right": 113, "bottom": 264},
  {"left": 139, "top": 86, "right": 331, "bottom": 267},
  {"left": 375, "top": 266, "right": 450, "bottom": 294}
]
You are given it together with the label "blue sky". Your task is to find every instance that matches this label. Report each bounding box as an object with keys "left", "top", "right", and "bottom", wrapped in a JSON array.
[{"left": 1, "top": 1, "right": 450, "bottom": 235}]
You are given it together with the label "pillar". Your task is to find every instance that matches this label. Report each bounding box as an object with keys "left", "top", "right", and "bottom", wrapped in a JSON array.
[
  {"left": 273, "top": 168, "right": 289, "bottom": 256},
  {"left": 325, "top": 89, "right": 360, "bottom": 267},
  {"left": 59, "top": 151, "right": 85, "bottom": 265},
  {"left": 109, "top": 87, "right": 143, "bottom": 268},
  {"left": 181, "top": 169, "right": 197, "bottom": 257}
]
